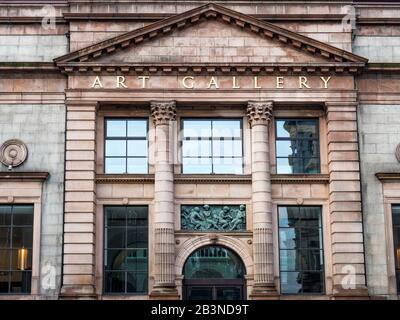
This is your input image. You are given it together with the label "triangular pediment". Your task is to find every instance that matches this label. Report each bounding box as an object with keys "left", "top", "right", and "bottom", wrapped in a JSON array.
[{"left": 55, "top": 3, "right": 367, "bottom": 73}]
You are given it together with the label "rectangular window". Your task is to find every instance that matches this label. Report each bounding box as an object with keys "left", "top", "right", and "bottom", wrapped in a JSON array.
[
  {"left": 275, "top": 119, "right": 320, "bottom": 174},
  {"left": 278, "top": 206, "right": 324, "bottom": 294},
  {"left": 182, "top": 119, "right": 243, "bottom": 174},
  {"left": 0, "top": 205, "right": 33, "bottom": 294},
  {"left": 392, "top": 205, "right": 400, "bottom": 293},
  {"left": 105, "top": 119, "right": 148, "bottom": 174},
  {"left": 104, "top": 206, "right": 148, "bottom": 294}
]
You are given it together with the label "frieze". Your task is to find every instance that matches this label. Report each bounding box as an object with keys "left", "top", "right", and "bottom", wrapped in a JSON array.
[{"left": 181, "top": 204, "right": 246, "bottom": 231}]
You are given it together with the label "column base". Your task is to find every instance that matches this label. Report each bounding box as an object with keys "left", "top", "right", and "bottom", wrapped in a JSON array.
[
  {"left": 250, "top": 284, "right": 279, "bottom": 300},
  {"left": 332, "top": 285, "right": 370, "bottom": 300},
  {"left": 60, "top": 285, "right": 97, "bottom": 300},
  {"left": 149, "top": 285, "right": 180, "bottom": 300}
]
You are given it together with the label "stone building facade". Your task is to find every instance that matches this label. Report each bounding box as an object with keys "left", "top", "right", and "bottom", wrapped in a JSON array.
[{"left": 0, "top": 0, "right": 398, "bottom": 300}]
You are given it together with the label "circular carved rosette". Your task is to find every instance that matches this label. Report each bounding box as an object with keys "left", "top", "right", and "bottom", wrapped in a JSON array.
[
  {"left": 0, "top": 139, "right": 28, "bottom": 167},
  {"left": 396, "top": 143, "right": 400, "bottom": 162}
]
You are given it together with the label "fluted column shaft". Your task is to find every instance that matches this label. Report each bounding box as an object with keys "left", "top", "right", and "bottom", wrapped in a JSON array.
[
  {"left": 247, "top": 101, "right": 276, "bottom": 294},
  {"left": 150, "top": 101, "right": 177, "bottom": 293}
]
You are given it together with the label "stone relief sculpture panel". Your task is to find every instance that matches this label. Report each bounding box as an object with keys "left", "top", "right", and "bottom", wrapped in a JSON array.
[{"left": 181, "top": 205, "right": 246, "bottom": 231}]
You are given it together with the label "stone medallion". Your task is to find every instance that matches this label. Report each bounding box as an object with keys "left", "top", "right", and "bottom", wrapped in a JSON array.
[{"left": 0, "top": 139, "right": 28, "bottom": 167}]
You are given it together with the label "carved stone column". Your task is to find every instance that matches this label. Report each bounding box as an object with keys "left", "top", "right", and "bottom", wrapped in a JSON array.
[
  {"left": 149, "top": 101, "right": 179, "bottom": 299},
  {"left": 247, "top": 101, "right": 277, "bottom": 298}
]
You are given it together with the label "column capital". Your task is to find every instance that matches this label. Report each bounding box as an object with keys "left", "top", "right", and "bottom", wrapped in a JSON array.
[
  {"left": 151, "top": 101, "right": 177, "bottom": 126},
  {"left": 247, "top": 101, "right": 273, "bottom": 127}
]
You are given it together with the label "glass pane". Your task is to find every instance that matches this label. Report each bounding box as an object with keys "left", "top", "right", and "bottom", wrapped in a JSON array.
[
  {"left": 393, "top": 206, "right": 400, "bottom": 225},
  {"left": 300, "top": 228, "right": 321, "bottom": 249},
  {"left": 183, "top": 246, "right": 245, "bottom": 279},
  {"left": 188, "top": 287, "right": 213, "bottom": 300},
  {"left": 127, "top": 207, "right": 147, "bottom": 226},
  {"left": 0, "top": 227, "right": 10, "bottom": 248},
  {"left": 106, "top": 120, "right": 126, "bottom": 137},
  {"left": 106, "top": 140, "right": 126, "bottom": 157},
  {"left": 0, "top": 249, "right": 10, "bottom": 269},
  {"left": 127, "top": 271, "right": 147, "bottom": 293},
  {"left": 105, "top": 158, "right": 126, "bottom": 174},
  {"left": 106, "top": 207, "right": 126, "bottom": 227},
  {"left": 183, "top": 120, "right": 211, "bottom": 138},
  {"left": 276, "top": 140, "right": 294, "bottom": 157},
  {"left": 127, "top": 120, "right": 147, "bottom": 137},
  {"left": 12, "top": 227, "right": 33, "bottom": 248},
  {"left": 182, "top": 158, "right": 212, "bottom": 174},
  {"left": 127, "top": 140, "right": 147, "bottom": 157},
  {"left": 107, "top": 228, "right": 126, "bottom": 249},
  {"left": 127, "top": 231, "right": 148, "bottom": 249},
  {"left": 0, "top": 206, "right": 11, "bottom": 225},
  {"left": 104, "top": 271, "right": 125, "bottom": 293},
  {"left": 105, "top": 249, "right": 128, "bottom": 270},
  {"left": 299, "top": 249, "right": 324, "bottom": 271},
  {"left": 216, "top": 287, "right": 241, "bottom": 300},
  {"left": 303, "top": 158, "right": 320, "bottom": 174},
  {"left": 9, "top": 271, "right": 31, "bottom": 294},
  {"left": 297, "top": 120, "right": 318, "bottom": 139},
  {"left": 276, "top": 120, "right": 296, "bottom": 138},
  {"left": 182, "top": 140, "right": 211, "bottom": 157},
  {"left": 125, "top": 249, "right": 148, "bottom": 271},
  {"left": 279, "top": 229, "right": 298, "bottom": 249},
  {"left": 299, "top": 207, "right": 321, "bottom": 228},
  {"left": 11, "top": 248, "right": 32, "bottom": 270},
  {"left": 213, "top": 140, "right": 242, "bottom": 157},
  {"left": 278, "top": 207, "right": 300, "bottom": 228},
  {"left": 279, "top": 250, "right": 297, "bottom": 272},
  {"left": 302, "top": 272, "right": 323, "bottom": 293},
  {"left": 127, "top": 158, "right": 148, "bottom": 174},
  {"left": 212, "top": 120, "right": 241, "bottom": 138},
  {"left": 396, "top": 271, "right": 400, "bottom": 293},
  {"left": 0, "top": 272, "right": 10, "bottom": 293},
  {"left": 280, "top": 271, "right": 302, "bottom": 294},
  {"left": 12, "top": 206, "right": 33, "bottom": 226},
  {"left": 276, "top": 158, "right": 293, "bottom": 174},
  {"left": 213, "top": 157, "right": 243, "bottom": 174}
]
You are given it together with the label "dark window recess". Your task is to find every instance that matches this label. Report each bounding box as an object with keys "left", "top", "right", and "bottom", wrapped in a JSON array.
[
  {"left": 104, "top": 119, "right": 148, "bottom": 174},
  {"left": 275, "top": 119, "right": 320, "bottom": 174},
  {"left": 392, "top": 205, "right": 400, "bottom": 293},
  {"left": 278, "top": 206, "right": 324, "bottom": 294},
  {"left": 0, "top": 205, "right": 33, "bottom": 294},
  {"left": 104, "top": 206, "right": 148, "bottom": 294},
  {"left": 181, "top": 119, "right": 243, "bottom": 174}
]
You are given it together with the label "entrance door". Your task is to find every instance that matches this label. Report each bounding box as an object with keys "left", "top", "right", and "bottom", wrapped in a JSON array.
[{"left": 182, "top": 246, "right": 246, "bottom": 300}]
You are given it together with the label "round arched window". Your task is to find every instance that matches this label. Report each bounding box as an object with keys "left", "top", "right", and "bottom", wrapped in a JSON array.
[{"left": 183, "top": 246, "right": 245, "bottom": 279}]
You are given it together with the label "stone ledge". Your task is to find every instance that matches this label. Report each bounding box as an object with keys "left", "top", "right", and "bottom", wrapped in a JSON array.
[
  {"left": 175, "top": 174, "right": 252, "bottom": 184},
  {"left": 0, "top": 171, "right": 49, "bottom": 182},
  {"left": 375, "top": 172, "right": 400, "bottom": 182},
  {"left": 96, "top": 174, "right": 154, "bottom": 184},
  {"left": 271, "top": 174, "right": 330, "bottom": 184}
]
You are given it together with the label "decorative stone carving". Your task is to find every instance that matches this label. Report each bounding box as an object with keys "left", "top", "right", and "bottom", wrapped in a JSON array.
[
  {"left": 396, "top": 143, "right": 400, "bottom": 162},
  {"left": 181, "top": 205, "right": 246, "bottom": 231},
  {"left": 246, "top": 101, "right": 273, "bottom": 127},
  {"left": 150, "top": 101, "right": 176, "bottom": 126},
  {"left": 0, "top": 139, "right": 28, "bottom": 167}
]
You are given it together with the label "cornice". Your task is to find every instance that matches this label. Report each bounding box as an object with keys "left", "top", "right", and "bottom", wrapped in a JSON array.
[
  {"left": 271, "top": 174, "right": 330, "bottom": 184},
  {"left": 174, "top": 174, "right": 252, "bottom": 184},
  {"left": 0, "top": 171, "right": 49, "bottom": 182},
  {"left": 54, "top": 3, "right": 367, "bottom": 67},
  {"left": 96, "top": 174, "right": 154, "bottom": 184},
  {"left": 58, "top": 62, "right": 365, "bottom": 75},
  {"left": 375, "top": 172, "right": 400, "bottom": 182},
  {"left": 0, "top": 62, "right": 59, "bottom": 73}
]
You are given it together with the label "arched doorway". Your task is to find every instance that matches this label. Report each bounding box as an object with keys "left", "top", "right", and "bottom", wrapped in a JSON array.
[{"left": 182, "top": 245, "right": 246, "bottom": 300}]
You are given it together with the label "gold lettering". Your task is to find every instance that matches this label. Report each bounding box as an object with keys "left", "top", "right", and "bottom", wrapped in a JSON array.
[
  {"left": 116, "top": 76, "right": 127, "bottom": 88},
  {"left": 276, "top": 76, "right": 284, "bottom": 89},
  {"left": 320, "top": 76, "right": 331, "bottom": 89},
  {"left": 207, "top": 76, "right": 219, "bottom": 89},
  {"left": 182, "top": 76, "right": 194, "bottom": 89},
  {"left": 232, "top": 76, "right": 240, "bottom": 89},
  {"left": 138, "top": 76, "right": 150, "bottom": 88},
  {"left": 91, "top": 76, "right": 103, "bottom": 88},
  {"left": 299, "top": 76, "right": 310, "bottom": 89},
  {"left": 254, "top": 76, "right": 261, "bottom": 89}
]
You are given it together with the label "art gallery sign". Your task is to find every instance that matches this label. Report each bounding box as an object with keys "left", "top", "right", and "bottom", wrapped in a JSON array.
[{"left": 84, "top": 75, "right": 339, "bottom": 90}]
